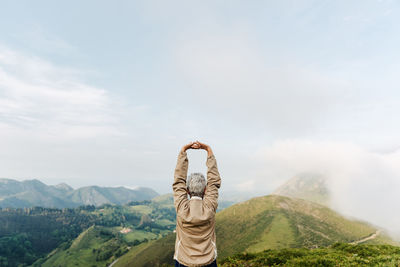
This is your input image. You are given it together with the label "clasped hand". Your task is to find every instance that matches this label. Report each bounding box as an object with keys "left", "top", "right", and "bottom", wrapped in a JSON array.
[{"left": 181, "top": 140, "right": 209, "bottom": 152}]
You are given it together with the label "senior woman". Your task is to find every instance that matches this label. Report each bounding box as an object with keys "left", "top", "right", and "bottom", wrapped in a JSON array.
[{"left": 172, "top": 141, "right": 221, "bottom": 267}]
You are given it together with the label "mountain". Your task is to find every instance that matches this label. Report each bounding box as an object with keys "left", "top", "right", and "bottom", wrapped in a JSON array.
[
  {"left": 272, "top": 173, "right": 330, "bottom": 206},
  {"left": 53, "top": 183, "right": 74, "bottom": 191},
  {"left": 215, "top": 195, "right": 395, "bottom": 257},
  {"left": 0, "top": 178, "right": 78, "bottom": 208},
  {"left": 114, "top": 195, "right": 395, "bottom": 267},
  {"left": 0, "top": 178, "right": 158, "bottom": 208},
  {"left": 68, "top": 186, "right": 158, "bottom": 206}
]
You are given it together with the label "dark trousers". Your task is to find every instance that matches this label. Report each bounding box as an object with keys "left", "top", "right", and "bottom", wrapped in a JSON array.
[{"left": 175, "top": 259, "right": 217, "bottom": 267}]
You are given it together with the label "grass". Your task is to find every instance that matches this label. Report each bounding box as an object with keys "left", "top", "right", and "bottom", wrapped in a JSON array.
[
  {"left": 129, "top": 205, "right": 152, "bottom": 214},
  {"left": 122, "top": 230, "right": 157, "bottom": 243},
  {"left": 37, "top": 226, "right": 128, "bottom": 267},
  {"left": 246, "top": 213, "right": 296, "bottom": 252},
  {"left": 220, "top": 243, "right": 400, "bottom": 267},
  {"left": 114, "top": 233, "right": 176, "bottom": 267},
  {"left": 157, "top": 219, "right": 175, "bottom": 227},
  {"left": 215, "top": 195, "right": 382, "bottom": 258}
]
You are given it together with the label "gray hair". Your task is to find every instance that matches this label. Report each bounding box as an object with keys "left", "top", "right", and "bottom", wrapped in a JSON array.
[{"left": 187, "top": 172, "right": 206, "bottom": 197}]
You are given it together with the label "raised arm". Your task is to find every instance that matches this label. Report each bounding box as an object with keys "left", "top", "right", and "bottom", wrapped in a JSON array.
[
  {"left": 172, "top": 142, "right": 195, "bottom": 212},
  {"left": 195, "top": 141, "right": 221, "bottom": 212}
]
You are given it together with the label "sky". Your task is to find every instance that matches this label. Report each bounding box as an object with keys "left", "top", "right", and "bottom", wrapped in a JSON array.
[{"left": 1, "top": 0, "right": 400, "bottom": 235}]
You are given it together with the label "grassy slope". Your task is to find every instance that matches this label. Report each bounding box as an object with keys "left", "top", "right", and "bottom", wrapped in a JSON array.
[
  {"left": 115, "top": 195, "right": 395, "bottom": 267},
  {"left": 36, "top": 198, "right": 176, "bottom": 267},
  {"left": 38, "top": 226, "right": 129, "bottom": 267},
  {"left": 216, "top": 195, "right": 382, "bottom": 258},
  {"left": 114, "top": 234, "right": 176, "bottom": 267},
  {"left": 220, "top": 243, "right": 400, "bottom": 267}
]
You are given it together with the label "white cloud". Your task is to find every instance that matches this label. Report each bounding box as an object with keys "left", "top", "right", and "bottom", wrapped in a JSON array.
[
  {"left": 0, "top": 45, "right": 120, "bottom": 140},
  {"left": 173, "top": 29, "right": 350, "bottom": 135},
  {"left": 0, "top": 45, "right": 164, "bottom": 192},
  {"left": 236, "top": 180, "right": 255, "bottom": 192},
  {"left": 255, "top": 139, "right": 400, "bottom": 238}
]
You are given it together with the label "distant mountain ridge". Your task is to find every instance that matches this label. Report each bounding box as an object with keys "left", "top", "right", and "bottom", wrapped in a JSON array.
[{"left": 0, "top": 178, "right": 158, "bottom": 208}]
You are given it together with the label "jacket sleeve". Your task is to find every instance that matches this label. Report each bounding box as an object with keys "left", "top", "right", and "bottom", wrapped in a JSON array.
[
  {"left": 203, "top": 154, "right": 221, "bottom": 212},
  {"left": 172, "top": 150, "right": 189, "bottom": 214}
]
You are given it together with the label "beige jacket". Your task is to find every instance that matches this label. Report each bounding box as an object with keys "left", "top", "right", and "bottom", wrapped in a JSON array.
[{"left": 172, "top": 150, "right": 221, "bottom": 267}]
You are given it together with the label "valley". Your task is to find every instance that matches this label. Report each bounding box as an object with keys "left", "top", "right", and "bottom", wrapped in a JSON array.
[
  {"left": 1, "top": 176, "right": 399, "bottom": 267},
  {"left": 0, "top": 196, "right": 175, "bottom": 267}
]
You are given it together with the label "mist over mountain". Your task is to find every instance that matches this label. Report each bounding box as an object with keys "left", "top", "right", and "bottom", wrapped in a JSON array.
[
  {"left": 272, "top": 173, "right": 330, "bottom": 206},
  {"left": 0, "top": 178, "right": 158, "bottom": 208},
  {"left": 256, "top": 140, "right": 400, "bottom": 239}
]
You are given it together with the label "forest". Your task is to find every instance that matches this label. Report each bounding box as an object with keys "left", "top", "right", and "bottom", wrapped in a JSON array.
[{"left": 0, "top": 198, "right": 176, "bottom": 266}]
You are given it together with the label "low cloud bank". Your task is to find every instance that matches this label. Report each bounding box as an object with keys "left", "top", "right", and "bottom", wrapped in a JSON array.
[{"left": 256, "top": 140, "right": 400, "bottom": 239}]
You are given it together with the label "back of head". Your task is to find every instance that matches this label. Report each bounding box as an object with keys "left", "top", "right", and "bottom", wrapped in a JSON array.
[{"left": 187, "top": 172, "right": 206, "bottom": 197}]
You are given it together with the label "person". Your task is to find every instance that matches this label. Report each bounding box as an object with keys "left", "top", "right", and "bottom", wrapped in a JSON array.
[{"left": 172, "top": 140, "right": 221, "bottom": 267}]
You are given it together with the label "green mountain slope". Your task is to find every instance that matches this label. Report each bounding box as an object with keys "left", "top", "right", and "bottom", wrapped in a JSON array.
[
  {"left": 0, "top": 178, "right": 158, "bottom": 208},
  {"left": 37, "top": 226, "right": 128, "bottom": 267},
  {"left": 114, "top": 195, "right": 395, "bottom": 267},
  {"left": 220, "top": 243, "right": 400, "bottom": 267},
  {"left": 114, "top": 233, "right": 176, "bottom": 267},
  {"left": 215, "top": 195, "right": 393, "bottom": 258}
]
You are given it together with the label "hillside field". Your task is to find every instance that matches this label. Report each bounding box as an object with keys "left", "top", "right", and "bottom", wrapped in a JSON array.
[
  {"left": 220, "top": 243, "right": 400, "bottom": 267},
  {"left": 114, "top": 195, "right": 397, "bottom": 267}
]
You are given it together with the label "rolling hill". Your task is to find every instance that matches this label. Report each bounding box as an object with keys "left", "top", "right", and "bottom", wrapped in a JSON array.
[
  {"left": 35, "top": 193, "right": 236, "bottom": 267},
  {"left": 31, "top": 196, "right": 177, "bottom": 267},
  {"left": 114, "top": 195, "right": 395, "bottom": 267},
  {"left": 0, "top": 178, "right": 158, "bottom": 208},
  {"left": 36, "top": 226, "right": 129, "bottom": 267}
]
